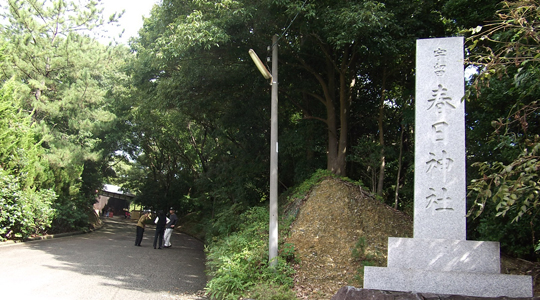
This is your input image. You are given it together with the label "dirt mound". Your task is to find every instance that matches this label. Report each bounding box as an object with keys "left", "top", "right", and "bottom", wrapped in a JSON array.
[
  {"left": 285, "top": 178, "right": 413, "bottom": 300},
  {"left": 285, "top": 177, "right": 540, "bottom": 299}
]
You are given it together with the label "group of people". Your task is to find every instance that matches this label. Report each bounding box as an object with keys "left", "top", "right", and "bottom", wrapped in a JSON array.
[{"left": 134, "top": 207, "right": 178, "bottom": 249}]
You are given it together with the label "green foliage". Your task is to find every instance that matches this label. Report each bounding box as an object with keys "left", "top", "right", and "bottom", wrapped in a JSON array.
[
  {"left": 0, "top": 0, "right": 129, "bottom": 233},
  {"left": 123, "top": 0, "right": 451, "bottom": 220},
  {"left": 0, "top": 81, "right": 49, "bottom": 188},
  {"left": 349, "top": 136, "right": 384, "bottom": 192},
  {"left": 206, "top": 203, "right": 245, "bottom": 240},
  {"left": 467, "top": 0, "right": 540, "bottom": 78},
  {"left": 351, "top": 236, "right": 377, "bottom": 285},
  {"left": 248, "top": 283, "right": 298, "bottom": 300},
  {"left": 467, "top": 141, "right": 540, "bottom": 258},
  {"left": 280, "top": 242, "right": 298, "bottom": 264},
  {"left": 468, "top": 144, "right": 540, "bottom": 222},
  {"left": 122, "top": 0, "right": 274, "bottom": 212},
  {"left": 0, "top": 77, "right": 58, "bottom": 240},
  {"left": 205, "top": 206, "right": 296, "bottom": 300},
  {"left": 50, "top": 195, "right": 93, "bottom": 233},
  {"left": 0, "top": 170, "right": 56, "bottom": 240},
  {"left": 442, "top": 0, "right": 499, "bottom": 29},
  {"left": 474, "top": 205, "right": 539, "bottom": 258},
  {"left": 285, "top": 169, "right": 337, "bottom": 203},
  {"left": 465, "top": 0, "right": 540, "bottom": 259}
]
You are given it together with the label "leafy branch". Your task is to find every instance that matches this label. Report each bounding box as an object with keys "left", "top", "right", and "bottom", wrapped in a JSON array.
[
  {"left": 467, "top": 0, "right": 540, "bottom": 72},
  {"left": 468, "top": 143, "right": 540, "bottom": 222}
]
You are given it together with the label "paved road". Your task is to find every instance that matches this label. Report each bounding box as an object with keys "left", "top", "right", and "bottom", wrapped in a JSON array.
[{"left": 0, "top": 217, "right": 207, "bottom": 300}]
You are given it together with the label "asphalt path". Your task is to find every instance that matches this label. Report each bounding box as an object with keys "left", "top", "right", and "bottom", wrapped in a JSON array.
[{"left": 0, "top": 217, "right": 207, "bottom": 300}]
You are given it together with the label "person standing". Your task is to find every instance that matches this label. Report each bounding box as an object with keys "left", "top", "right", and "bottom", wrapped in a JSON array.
[
  {"left": 153, "top": 210, "right": 168, "bottom": 249},
  {"left": 163, "top": 207, "right": 178, "bottom": 248},
  {"left": 135, "top": 210, "right": 151, "bottom": 246}
]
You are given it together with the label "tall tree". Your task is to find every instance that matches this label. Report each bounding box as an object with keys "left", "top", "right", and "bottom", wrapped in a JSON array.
[
  {"left": 0, "top": 81, "right": 57, "bottom": 240},
  {"left": 272, "top": 0, "right": 448, "bottom": 187},
  {"left": 124, "top": 0, "right": 453, "bottom": 211},
  {"left": 122, "top": 0, "right": 276, "bottom": 212},
  {"left": 0, "top": 0, "right": 124, "bottom": 231}
]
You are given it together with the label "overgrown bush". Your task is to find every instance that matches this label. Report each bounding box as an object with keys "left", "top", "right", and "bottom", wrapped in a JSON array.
[
  {"left": 249, "top": 283, "right": 298, "bottom": 300},
  {"left": 50, "top": 194, "right": 96, "bottom": 234},
  {"left": 206, "top": 203, "right": 245, "bottom": 241},
  {"left": 0, "top": 170, "right": 56, "bottom": 240},
  {"left": 470, "top": 202, "right": 540, "bottom": 259},
  {"left": 205, "top": 206, "right": 296, "bottom": 300},
  {"left": 204, "top": 171, "right": 353, "bottom": 299},
  {"left": 284, "top": 169, "right": 337, "bottom": 203}
]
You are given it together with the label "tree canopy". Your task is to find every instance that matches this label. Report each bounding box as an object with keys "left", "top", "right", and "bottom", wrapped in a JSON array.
[
  {"left": 0, "top": 0, "right": 127, "bottom": 234},
  {"left": 1, "top": 0, "right": 539, "bottom": 261}
]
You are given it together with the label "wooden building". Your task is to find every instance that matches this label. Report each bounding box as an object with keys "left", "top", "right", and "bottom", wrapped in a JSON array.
[{"left": 94, "top": 184, "right": 135, "bottom": 217}]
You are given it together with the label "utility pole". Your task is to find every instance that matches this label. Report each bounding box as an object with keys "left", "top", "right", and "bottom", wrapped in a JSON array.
[
  {"left": 268, "top": 34, "right": 278, "bottom": 266},
  {"left": 248, "top": 34, "right": 279, "bottom": 267}
]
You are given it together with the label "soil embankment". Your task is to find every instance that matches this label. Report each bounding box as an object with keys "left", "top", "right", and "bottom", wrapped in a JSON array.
[
  {"left": 285, "top": 178, "right": 412, "bottom": 299},
  {"left": 285, "top": 177, "right": 540, "bottom": 299}
]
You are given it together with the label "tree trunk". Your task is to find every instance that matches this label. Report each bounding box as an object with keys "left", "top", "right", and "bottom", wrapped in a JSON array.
[
  {"left": 335, "top": 54, "right": 351, "bottom": 177},
  {"left": 394, "top": 123, "right": 405, "bottom": 209},
  {"left": 298, "top": 44, "right": 356, "bottom": 177},
  {"left": 324, "top": 53, "right": 341, "bottom": 175},
  {"left": 376, "top": 71, "right": 387, "bottom": 196}
]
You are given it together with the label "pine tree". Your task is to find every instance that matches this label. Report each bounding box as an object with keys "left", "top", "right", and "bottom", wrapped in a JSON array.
[{"left": 0, "top": 0, "right": 124, "bottom": 231}]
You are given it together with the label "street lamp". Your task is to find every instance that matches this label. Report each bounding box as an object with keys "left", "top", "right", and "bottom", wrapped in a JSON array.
[
  {"left": 248, "top": 49, "right": 272, "bottom": 81},
  {"left": 249, "top": 35, "right": 278, "bottom": 266}
]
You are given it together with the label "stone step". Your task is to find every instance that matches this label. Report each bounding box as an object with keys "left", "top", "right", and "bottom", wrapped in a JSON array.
[
  {"left": 387, "top": 237, "right": 501, "bottom": 273},
  {"left": 363, "top": 266, "right": 533, "bottom": 298}
]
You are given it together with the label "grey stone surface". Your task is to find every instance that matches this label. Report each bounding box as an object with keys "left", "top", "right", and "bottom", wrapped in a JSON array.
[
  {"left": 414, "top": 37, "right": 466, "bottom": 240},
  {"left": 387, "top": 237, "right": 500, "bottom": 273},
  {"left": 331, "top": 286, "right": 539, "bottom": 300},
  {"left": 363, "top": 37, "right": 533, "bottom": 298},
  {"left": 363, "top": 267, "right": 533, "bottom": 298}
]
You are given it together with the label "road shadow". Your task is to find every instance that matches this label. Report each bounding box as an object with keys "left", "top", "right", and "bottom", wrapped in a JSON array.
[{"left": 25, "top": 217, "right": 207, "bottom": 298}]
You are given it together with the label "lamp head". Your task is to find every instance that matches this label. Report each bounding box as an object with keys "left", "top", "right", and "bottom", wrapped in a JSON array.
[{"left": 248, "top": 49, "right": 272, "bottom": 80}]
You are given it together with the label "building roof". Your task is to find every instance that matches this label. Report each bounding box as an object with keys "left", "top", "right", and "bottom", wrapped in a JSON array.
[{"left": 101, "top": 184, "right": 135, "bottom": 199}]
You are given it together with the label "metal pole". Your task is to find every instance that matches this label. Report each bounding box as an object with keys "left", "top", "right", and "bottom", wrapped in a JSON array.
[{"left": 269, "top": 34, "right": 278, "bottom": 266}]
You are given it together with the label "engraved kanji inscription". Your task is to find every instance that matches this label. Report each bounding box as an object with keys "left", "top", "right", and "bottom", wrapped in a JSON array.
[
  {"left": 427, "top": 84, "right": 455, "bottom": 114},
  {"left": 432, "top": 121, "right": 449, "bottom": 142},
  {"left": 434, "top": 48, "right": 447, "bottom": 76},
  {"left": 425, "top": 150, "right": 454, "bottom": 175},
  {"left": 425, "top": 187, "right": 454, "bottom": 211}
]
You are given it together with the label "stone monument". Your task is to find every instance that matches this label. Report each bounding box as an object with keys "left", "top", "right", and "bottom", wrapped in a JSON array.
[{"left": 363, "top": 37, "right": 533, "bottom": 297}]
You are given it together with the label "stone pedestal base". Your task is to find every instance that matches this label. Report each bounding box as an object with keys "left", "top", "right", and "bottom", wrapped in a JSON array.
[
  {"left": 331, "top": 286, "right": 538, "bottom": 300},
  {"left": 364, "top": 266, "right": 532, "bottom": 298},
  {"left": 363, "top": 237, "right": 533, "bottom": 297},
  {"left": 387, "top": 237, "right": 501, "bottom": 273}
]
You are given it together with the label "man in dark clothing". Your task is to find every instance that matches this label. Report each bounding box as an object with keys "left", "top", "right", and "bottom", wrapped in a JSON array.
[
  {"left": 163, "top": 207, "right": 178, "bottom": 248},
  {"left": 153, "top": 210, "right": 167, "bottom": 249},
  {"left": 135, "top": 210, "right": 151, "bottom": 246}
]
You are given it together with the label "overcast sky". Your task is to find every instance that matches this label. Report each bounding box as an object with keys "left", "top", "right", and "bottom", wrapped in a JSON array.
[{"left": 100, "top": 0, "right": 160, "bottom": 44}]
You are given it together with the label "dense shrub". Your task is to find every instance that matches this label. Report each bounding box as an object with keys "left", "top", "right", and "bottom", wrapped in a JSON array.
[
  {"left": 470, "top": 202, "right": 540, "bottom": 260},
  {"left": 203, "top": 171, "right": 355, "bottom": 299},
  {"left": 0, "top": 170, "right": 56, "bottom": 240},
  {"left": 205, "top": 206, "right": 296, "bottom": 300},
  {"left": 50, "top": 195, "right": 94, "bottom": 233}
]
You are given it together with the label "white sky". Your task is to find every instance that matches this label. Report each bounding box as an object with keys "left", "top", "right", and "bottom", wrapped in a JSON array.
[{"left": 100, "top": 0, "right": 160, "bottom": 44}]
